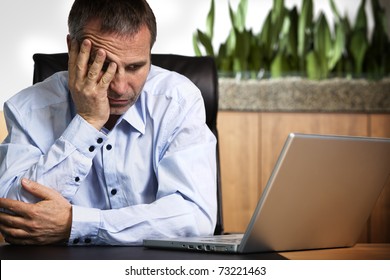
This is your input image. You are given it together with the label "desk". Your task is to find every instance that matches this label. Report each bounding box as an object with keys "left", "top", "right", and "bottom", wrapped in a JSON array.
[{"left": 1, "top": 243, "right": 389, "bottom": 260}]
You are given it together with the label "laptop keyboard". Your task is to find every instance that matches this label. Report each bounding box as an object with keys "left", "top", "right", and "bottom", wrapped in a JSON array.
[{"left": 199, "top": 234, "right": 244, "bottom": 244}]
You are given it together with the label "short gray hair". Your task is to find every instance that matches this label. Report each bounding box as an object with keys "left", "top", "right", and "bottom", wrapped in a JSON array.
[{"left": 68, "top": 0, "right": 157, "bottom": 49}]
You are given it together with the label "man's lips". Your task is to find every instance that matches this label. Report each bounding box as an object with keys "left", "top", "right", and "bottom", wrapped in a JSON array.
[{"left": 108, "top": 97, "right": 129, "bottom": 105}]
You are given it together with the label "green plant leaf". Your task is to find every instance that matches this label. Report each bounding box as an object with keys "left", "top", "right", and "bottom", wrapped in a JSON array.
[
  {"left": 271, "top": 53, "right": 290, "bottom": 77},
  {"left": 349, "top": 0, "right": 369, "bottom": 75},
  {"left": 272, "top": 0, "right": 285, "bottom": 22},
  {"left": 206, "top": 0, "right": 215, "bottom": 39},
  {"left": 237, "top": 0, "right": 249, "bottom": 32},
  {"left": 196, "top": 29, "right": 214, "bottom": 56},
  {"left": 354, "top": 0, "right": 367, "bottom": 33},
  {"left": 229, "top": 0, "right": 248, "bottom": 32},
  {"left": 313, "top": 12, "right": 334, "bottom": 78},
  {"left": 329, "top": 23, "right": 346, "bottom": 71},
  {"left": 328, "top": 0, "right": 347, "bottom": 72},
  {"left": 193, "top": 0, "right": 215, "bottom": 57},
  {"left": 306, "top": 51, "right": 322, "bottom": 79},
  {"left": 287, "top": 7, "right": 298, "bottom": 58},
  {"left": 368, "top": 0, "right": 390, "bottom": 76},
  {"left": 226, "top": 29, "right": 237, "bottom": 57},
  {"left": 314, "top": 13, "right": 332, "bottom": 59},
  {"left": 349, "top": 30, "right": 368, "bottom": 74},
  {"left": 234, "top": 28, "right": 251, "bottom": 71},
  {"left": 270, "top": 0, "right": 287, "bottom": 49},
  {"left": 192, "top": 32, "right": 202, "bottom": 57},
  {"left": 258, "top": 10, "right": 273, "bottom": 64},
  {"left": 329, "top": 0, "right": 341, "bottom": 22},
  {"left": 298, "top": 0, "right": 313, "bottom": 69},
  {"left": 279, "top": 13, "right": 292, "bottom": 54},
  {"left": 248, "top": 40, "right": 263, "bottom": 72}
]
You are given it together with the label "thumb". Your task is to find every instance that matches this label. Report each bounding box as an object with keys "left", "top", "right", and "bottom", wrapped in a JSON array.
[{"left": 21, "top": 178, "right": 59, "bottom": 200}]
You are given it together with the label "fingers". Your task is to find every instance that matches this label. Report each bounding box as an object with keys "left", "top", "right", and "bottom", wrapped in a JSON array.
[
  {"left": 99, "top": 60, "right": 117, "bottom": 88},
  {"left": 0, "top": 214, "right": 59, "bottom": 245},
  {"left": 69, "top": 38, "right": 114, "bottom": 87},
  {"left": 70, "top": 39, "right": 94, "bottom": 87},
  {"left": 0, "top": 179, "right": 59, "bottom": 216},
  {"left": 83, "top": 42, "right": 101, "bottom": 84},
  {"left": 0, "top": 197, "right": 29, "bottom": 217},
  {"left": 85, "top": 48, "right": 115, "bottom": 88},
  {"left": 0, "top": 200, "right": 33, "bottom": 243},
  {"left": 21, "top": 178, "right": 61, "bottom": 201},
  {"left": 1, "top": 227, "right": 32, "bottom": 245},
  {"left": 0, "top": 211, "right": 27, "bottom": 232},
  {"left": 0, "top": 194, "right": 44, "bottom": 220},
  {"left": 67, "top": 38, "right": 81, "bottom": 87}
]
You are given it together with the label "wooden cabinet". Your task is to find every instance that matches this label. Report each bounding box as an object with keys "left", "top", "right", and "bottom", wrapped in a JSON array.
[
  {"left": 218, "top": 111, "right": 390, "bottom": 242},
  {"left": 369, "top": 115, "right": 390, "bottom": 242},
  {"left": 218, "top": 112, "right": 262, "bottom": 232}
]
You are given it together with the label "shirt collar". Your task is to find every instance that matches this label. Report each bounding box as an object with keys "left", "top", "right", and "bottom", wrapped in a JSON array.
[{"left": 120, "top": 93, "right": 146, "bottom": 134}]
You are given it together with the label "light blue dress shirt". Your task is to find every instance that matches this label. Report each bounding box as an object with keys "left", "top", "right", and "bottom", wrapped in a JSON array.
[{"left": 0, "top": 66, "right": 217, "bottom": 245}]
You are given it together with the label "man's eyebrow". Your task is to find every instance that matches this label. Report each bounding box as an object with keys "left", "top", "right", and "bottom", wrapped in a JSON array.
[{"left": 127, "top": 59, "right": 148, "bottom": 66}]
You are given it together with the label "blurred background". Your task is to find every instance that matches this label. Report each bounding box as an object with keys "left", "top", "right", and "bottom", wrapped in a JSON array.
[{"left": 0, "top": 0, "right": 389, "bottom": 108}]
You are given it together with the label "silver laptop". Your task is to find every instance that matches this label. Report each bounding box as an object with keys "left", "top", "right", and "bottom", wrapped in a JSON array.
[{"left": 143, "top": 133, "right": 390, "bottom": 253}]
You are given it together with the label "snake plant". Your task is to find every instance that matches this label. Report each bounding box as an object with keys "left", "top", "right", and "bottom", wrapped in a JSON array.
[{"left": 193, "top": 0, "right": 390, "bottom": 80}]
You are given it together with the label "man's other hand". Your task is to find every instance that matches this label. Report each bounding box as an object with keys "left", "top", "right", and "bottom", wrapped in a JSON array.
[{"left": 0, "top": 179, "right": 72, "bottom": 245}]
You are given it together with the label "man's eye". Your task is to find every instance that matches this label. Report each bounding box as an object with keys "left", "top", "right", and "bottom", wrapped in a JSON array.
[{"left": 126, "top": 64, "right": 141, "bottom": 72}]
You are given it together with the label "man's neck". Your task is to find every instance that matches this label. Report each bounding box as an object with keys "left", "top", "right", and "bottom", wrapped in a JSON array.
[{"left": 104, "top": 115, "right": 120, "bottom": 130}]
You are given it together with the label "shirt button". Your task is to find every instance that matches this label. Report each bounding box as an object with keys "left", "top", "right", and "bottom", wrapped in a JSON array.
[
  {"left": 111, "top": 189, "right": 117, "bottom": 195},
  {"left": 75, "top": 177, "right": 80, "bottom": 182},
  {"left": 89, "top": 146, "right": 95, "bottom": 152},
  {"left": 73, "top": 238, "right": 80, "bottom": 245},
  {"left": 106, "top": 144, "right": 112, "bottom": 150},
  {"left": 84, "top": 238, "right": 92, "bottom": 244},
  {"left": 97, "top": 138, "right": 103, "bottom": 144}
]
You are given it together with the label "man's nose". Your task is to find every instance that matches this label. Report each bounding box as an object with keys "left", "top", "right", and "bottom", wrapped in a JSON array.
[{"left": 109, "top": 73, "right": 128, "bottom": 95}]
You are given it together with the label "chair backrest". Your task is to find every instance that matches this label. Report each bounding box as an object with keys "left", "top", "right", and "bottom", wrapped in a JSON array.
[{"left": 32, "top": 53, "right": 223, "bottom": 235}]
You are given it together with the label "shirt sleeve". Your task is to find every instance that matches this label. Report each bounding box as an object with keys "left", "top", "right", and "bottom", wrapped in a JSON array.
[{"left": 0, "top": 101, "right": 107, "bottom": 202}]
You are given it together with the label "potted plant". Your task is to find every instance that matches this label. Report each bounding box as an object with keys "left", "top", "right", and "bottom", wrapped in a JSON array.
[{"left": 193, "top": 0, "right": 390, "bottom": 80}]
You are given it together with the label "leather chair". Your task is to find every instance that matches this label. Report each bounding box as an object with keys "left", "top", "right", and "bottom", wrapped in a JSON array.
[{"left": 32, "top": 53, "right": 224, "bottom": 235}]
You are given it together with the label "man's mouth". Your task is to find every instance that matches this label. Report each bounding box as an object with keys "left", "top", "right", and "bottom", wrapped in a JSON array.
[{"left": 108, "top": 97, "right": 129, "bottom": 106}]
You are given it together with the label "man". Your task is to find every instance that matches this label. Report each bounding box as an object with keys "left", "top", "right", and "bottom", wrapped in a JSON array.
[{"left": 0, "top": 0, "right": 217, "bottom": 245}]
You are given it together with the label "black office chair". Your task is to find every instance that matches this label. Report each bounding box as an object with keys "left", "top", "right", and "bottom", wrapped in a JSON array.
[{"left": 32, "top": 53, "right": 224, "bottom": 235}]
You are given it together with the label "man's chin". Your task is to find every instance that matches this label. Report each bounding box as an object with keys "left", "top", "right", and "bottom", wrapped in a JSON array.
[{"left": 109, "top": 106, "right": 130, "bottom": 116}]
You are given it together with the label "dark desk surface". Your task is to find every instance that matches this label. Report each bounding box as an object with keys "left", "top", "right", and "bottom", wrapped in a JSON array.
[{"left": 1, "top": 243, "right": 389, "bottom": 260}]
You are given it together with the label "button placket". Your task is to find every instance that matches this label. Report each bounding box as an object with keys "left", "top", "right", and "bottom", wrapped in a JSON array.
[
  {"left": 102, "top": 141, "right": 122, "bottom": 206},
  {"left": 105, "top": 144, "right": 117, "bottom": 199}
]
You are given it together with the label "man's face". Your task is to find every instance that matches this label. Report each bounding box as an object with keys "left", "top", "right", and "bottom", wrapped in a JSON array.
[{"left": 82, "top": 20, "right": 151, "bottom": 116}]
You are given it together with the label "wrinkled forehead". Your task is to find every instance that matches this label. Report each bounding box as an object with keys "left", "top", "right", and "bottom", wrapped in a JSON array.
[{"left": 75, "top": 19, "right": 152, "bottom": 50}]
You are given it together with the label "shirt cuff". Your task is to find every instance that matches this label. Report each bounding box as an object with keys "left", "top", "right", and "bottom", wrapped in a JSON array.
[
  {"left": 68, "top": 205, "right": 101, "bottom": 246},
  {"left": 61, "top": 114, "right": 108, "bottom": 158}
]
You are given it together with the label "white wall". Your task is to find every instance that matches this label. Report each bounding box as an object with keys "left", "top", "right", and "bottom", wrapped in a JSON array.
[{"left": 0, "top": 0, "right": 386, "bottom": 108}]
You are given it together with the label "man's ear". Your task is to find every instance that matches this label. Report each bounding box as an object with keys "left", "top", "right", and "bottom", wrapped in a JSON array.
[{"left": 66, "top": 35, "right": 72, "bottom": 52}]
